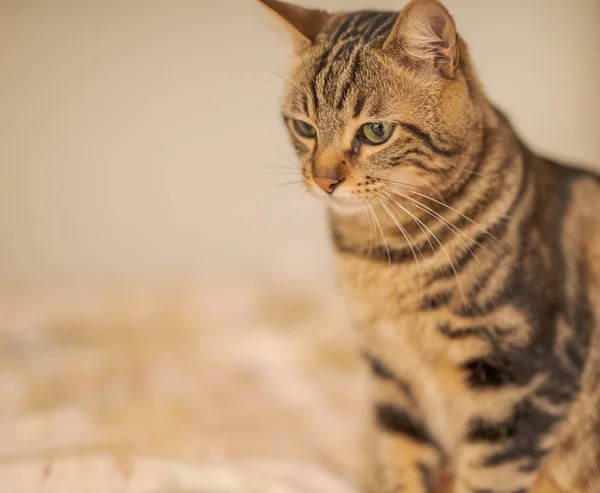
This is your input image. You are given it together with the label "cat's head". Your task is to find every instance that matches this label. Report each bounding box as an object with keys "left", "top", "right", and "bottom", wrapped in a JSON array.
[{"left": 260, "top": 0, "right": 484, "bottom": 215}]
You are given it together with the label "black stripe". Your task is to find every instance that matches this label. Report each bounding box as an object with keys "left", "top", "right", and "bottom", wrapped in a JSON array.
[
  {"left": 305, "top": 86, "right": 317, "bottom": 117},
  {"left": 481, "top": 411, "right": 558, "bottom": 468},
  {"left": 359, "top": 12, "right": 389, "bottom": 42},
  {"left": 437, "top": 120, "right": 493, "bottom": 206},
  {"left": 333, "top": 227, "right": 440, "bottom": 266},
  {"left": 330, "top": 220, "right": 416, "bottom": 264},
  {"left": 329, "top": 15, "right": 355, "bottom": 45},
  {"left": 456, "top": 173, "right": 530, "bottom": 314},
  {"left": 452, "top": 158, "right": 529, "bottom": 315},
  {"left": 353, "top": 95, "right": 365, "bottom": 118},
  {"left": 464, "top": 247, "right": 511, "bottom": 303},
  {"left": 420, "top": 291, "right": 452, "bottom": 310},
  {"left": 417, "top": 463, "right": 434, "bottom": 493},
  {"left": 428, "top": 204, "right": 512, "bottom": 282},
  {"left": 467, "top": 415, "right": 517, "bottom": 443},
  {"left": 399, "top": 122, "right": 461, "bottom": 157},
  {"left": 336, "top": 50, "right": 362, "bottom": 110},
  {"left": 518, "top": 457, "right": 542, "bottom": 473},
  {"left": 438, "top": 323, "right": 490, "bottom": 341},
  {"left": 321, "top": 13, "right": 375, "bottom": 109},
  {"left": 408, "top": 159, "right": 441, "bottom": 174},
  {"left": 461, "top": 357, "right": 517, "bottom": 388},
  {"left": 313, "top": 15, "right": 361, "bottom": 110},
  {"left": 475, "top": 490, "right": 526, "bottom": 493},
  {"left": 375, "top": 404, "right": 436, "bottom": 445},
  {"left": 467, "top": 399, "right": 560, "bottom": 468},
  {"left": 363, "top": 352, "right": 415, "bottom": 402},
  {"left": 369, "top": 14, "right": 397, "bottom": 41},
  {"left": 389, "top": 148, "right": 429, "bottom": 167},
  {"left": 311, "top": 50, "right": 330, "bottom": 114},
  {"left": 347, "top": 11, "right": 378, "bottom": 38},
  {"left": 364, "top": 352, "right": 395, "bottom": 379},
  {"left": 318, "top": 47, "right": 348, "bottom": 108},
  {"left": 301, "top": 93, "right": 309, "bottom": 115}
]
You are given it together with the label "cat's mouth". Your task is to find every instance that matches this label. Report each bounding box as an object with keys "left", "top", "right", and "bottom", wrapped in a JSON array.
[
  {"left": 307, "top": 179, "right": 371, "bottom": 214},
  {"left": 319, "top": 192, "right": 368, "bottom": 215}
]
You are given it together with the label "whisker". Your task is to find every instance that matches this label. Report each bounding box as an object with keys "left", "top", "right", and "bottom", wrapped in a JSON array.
[
  {"left": 236, "top": 87, "right": 286, "bottom": 94},
  {"left": 260, "top": 70, "right": 308, "bottom": 97},
  {"left": 273, "top": 189, "right": 308, "bottom": 227},
  {"left": 384, "top": 182, "right": 507, "bottom": 249},
  {"left": 377, "top": 191, "right": 443, "bottom": 278},
  {"left": 447, "top": 162, "right": 494, "bottom": 178},
  {"left": 255, "top": 180, "right": 303, "bottom": 197},
  {"left": 379, "top": 190, "right": 467, "bottom": 306},
  {"left": 359, "top": 198, "right": 375, "bottom": 258},
  {"left": 378, "top": 178, "right": 444, "bottom": 201},
  {"left": 245, "top": 165, "right": 301, "bottom": 174},
  {"left": 247, "top": 165, "right": 296, "bottom": 170},
  {"left": 377, "top": 195, "right": 424, "bottom": 289},
  {"left": 386, "top": 187, "right": 483, "bottom": 263},
  {"left": 368, "top": 203, "right": 391, "bottom": 266},
  {"left": 261, "top": 70, "right": 291, "bottom": 85},
  {"left": 276, "top": 149, "right": 301, "bottom": 169}
]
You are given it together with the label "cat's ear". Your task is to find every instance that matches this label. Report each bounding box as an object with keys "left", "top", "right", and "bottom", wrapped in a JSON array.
[
  {"left": 383, "top": 0, "right": 459, "bottom": 77},
  {"left": 258, "top": 0, "right": 330, "bottom": 48}
]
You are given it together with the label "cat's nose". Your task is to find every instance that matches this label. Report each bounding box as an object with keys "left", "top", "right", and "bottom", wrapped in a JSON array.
[{"left": 313, "top": 176, "right": 345, "bottom": 194}]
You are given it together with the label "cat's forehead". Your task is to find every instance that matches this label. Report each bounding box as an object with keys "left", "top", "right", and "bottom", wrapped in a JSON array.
[
  {"left": 286, "top": 10, "right": 400, "bottom": 131},
  {"left": 317, "top": 10, "right": 398, "bottom": 47}
]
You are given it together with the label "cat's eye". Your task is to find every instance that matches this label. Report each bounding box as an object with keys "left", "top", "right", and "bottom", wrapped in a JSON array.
[
  {"left": 360, "top": 122, "right": 394, "bottom": 145},
  {"left": 293, "top": 120, "right": 317, "bottom": 139}
]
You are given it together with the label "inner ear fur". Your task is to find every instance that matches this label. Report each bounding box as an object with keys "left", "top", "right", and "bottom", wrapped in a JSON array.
[{"left": 384, "top": 0, "right": 459, "bottom": 77}]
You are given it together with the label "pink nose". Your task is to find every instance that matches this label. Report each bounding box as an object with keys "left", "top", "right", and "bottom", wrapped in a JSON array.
[{"left": 314, "top": 176, "right": 345, "bottom": 194}]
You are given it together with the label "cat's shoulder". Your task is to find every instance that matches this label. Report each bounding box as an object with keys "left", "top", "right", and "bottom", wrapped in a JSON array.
[{"left": 541, "top": 155, "right": 600, "bottom": 184}]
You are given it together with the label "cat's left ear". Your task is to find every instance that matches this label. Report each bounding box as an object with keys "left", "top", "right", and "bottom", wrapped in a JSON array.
[
  {"left": 258, "top": 0, "right": 331, "bottom": 48},
  {"left": 383, "top": 0, "right": 459, "bottom": 77}
]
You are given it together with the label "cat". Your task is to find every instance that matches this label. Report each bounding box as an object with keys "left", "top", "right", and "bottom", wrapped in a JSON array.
[{"left": 258, "top": 1, "right": 600, "bottom": 492}]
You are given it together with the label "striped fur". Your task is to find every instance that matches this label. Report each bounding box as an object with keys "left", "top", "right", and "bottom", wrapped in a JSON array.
[{"left": 261, "top": 1, "right": 600, "bottom": 492}]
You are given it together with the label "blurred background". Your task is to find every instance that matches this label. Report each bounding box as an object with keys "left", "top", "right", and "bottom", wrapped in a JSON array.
[{"left": 0, "top": 0, "right": 598, "bottom": 490}]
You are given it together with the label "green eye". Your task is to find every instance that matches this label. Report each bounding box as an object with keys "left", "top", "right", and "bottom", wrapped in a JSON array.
[
  {"left": 293, "top": 120, "right": 317, "bottom": 138},
  {"left": 360, "top": 122, "right": 394, "bottom": 145}
]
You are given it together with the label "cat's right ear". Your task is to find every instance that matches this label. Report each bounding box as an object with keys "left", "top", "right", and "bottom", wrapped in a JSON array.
[
  {"left": 383, "top": 0, "right": 459, "bottom": 77},
  {"left": 258, "top": 0, "right": 331, "bottom": 50}
]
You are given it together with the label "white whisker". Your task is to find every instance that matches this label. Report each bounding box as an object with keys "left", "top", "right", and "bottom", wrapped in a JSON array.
[
  {"left": 385, "top": 185, "right": 495, "bottom": 259},
  {"left": 379, "top": 190, "right": 467, "bottom": 306},
  {"left": 368, "top": 203, "right": 391, "bottom": 266},
  {"left": 388, "top": 183, "right": 506, "bottom": 248},
  {"left": 273, "top": 189, "right": 308, "bottom": 227},
  {"left": 387, "top": 187, "right": 482, "bottom": 264},
  {"left": 378, "top": 195, "right": 424, "bottom": 290},
  {"left": 360, "top": 198, "right": 375, "bottom": 257},
  {"left": 255, "top": 180, "right": 303, "bottom": 197},
  {"left": 377, "top": 191, "right": 443, "bottom": 278}
]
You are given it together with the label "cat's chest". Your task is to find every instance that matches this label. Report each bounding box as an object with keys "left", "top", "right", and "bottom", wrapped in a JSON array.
[
  {"left": 335, "top": 257, "right": 485, "bottom": 451},
  {"left": 365, "top": 315, "right": 474, "bottom": 451}
]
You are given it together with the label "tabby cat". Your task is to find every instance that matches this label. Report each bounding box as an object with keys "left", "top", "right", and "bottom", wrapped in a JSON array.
[{"left": 258, "top": 1, "right": 600, "bottom": 492}]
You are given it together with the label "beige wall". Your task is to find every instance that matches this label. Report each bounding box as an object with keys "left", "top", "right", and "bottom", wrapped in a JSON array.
[{"left": 1, "top": 0, "right": 599, "bottom": 285}]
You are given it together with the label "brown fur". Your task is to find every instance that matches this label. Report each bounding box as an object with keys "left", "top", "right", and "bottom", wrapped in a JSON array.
[{"left": 259, "top": 1, "right": 600, "bottom": 492}]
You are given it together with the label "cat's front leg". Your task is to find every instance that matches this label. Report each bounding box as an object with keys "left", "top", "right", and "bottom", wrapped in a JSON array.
[
  {"left": 373, "top": 402, "right": 444, "bottom": 493},
  {"left": 451, "top": 412, "right": 553, "bottom": 493},
  {"left": 366, "top": 355, "right": 445, "bottom": 493}
]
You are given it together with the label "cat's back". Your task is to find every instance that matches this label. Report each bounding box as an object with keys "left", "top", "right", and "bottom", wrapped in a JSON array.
[
  {"left": 536, "top": 156, "right": 600, "bottom": 492},
  {"left": 526, "top": 152, "right": 600, "bottom": 255}
]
